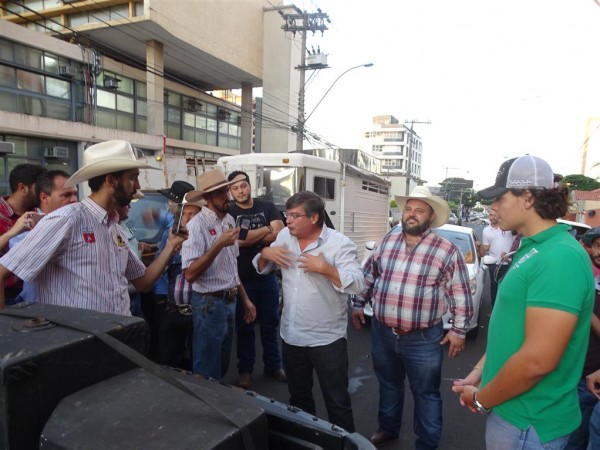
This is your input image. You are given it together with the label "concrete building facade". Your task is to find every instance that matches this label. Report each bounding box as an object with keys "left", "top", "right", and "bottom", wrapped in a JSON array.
[{"left": 0, "top": 0, "right": 300, "bottom": 193}]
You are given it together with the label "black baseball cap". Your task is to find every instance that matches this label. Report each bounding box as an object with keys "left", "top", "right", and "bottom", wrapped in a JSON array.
[{"left": 478, "top": 155, "right": 555, "bottom": 200}]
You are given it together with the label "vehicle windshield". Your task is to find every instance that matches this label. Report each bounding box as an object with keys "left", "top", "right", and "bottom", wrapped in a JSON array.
[
  {"left": 126, "top": 193, "right": 170, "bottom": 244},
  {"left": 433, "top": 228, "right": 476, "bottom": 264}
]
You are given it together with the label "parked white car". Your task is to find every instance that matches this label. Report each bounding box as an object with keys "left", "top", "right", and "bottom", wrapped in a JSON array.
[{"left": 355, "top": 224, "right": 492, "bottom": 339}]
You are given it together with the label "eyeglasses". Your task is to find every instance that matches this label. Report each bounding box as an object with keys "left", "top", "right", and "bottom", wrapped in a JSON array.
[
  {"left": 494, "top": 251, "right": 517, "bottom": 284},
  {"left": 283, "top": 212, "right": 308, "bottom": 220}
]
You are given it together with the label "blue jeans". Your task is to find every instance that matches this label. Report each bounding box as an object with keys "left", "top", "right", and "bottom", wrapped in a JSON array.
[
  {"left": 236, "top": 273, "right": 281, "bottom": 374},
  {"left": 589, "top": 402, "right": 600, "bottom": 450},
  {"left": 282, "top": 338, "right": 355, "bottom": 432},
  {"left": 370, "top": 317, "right": 443, "bottom": 450},
  {"left": 486, "top": 412, "right": 570, "bottom": 450},
  {"left": 191, "top": 291, "right": 236, "bottom": 379},
  {"left": 566, "top": 379, "right": 597, "bottom": 450}
]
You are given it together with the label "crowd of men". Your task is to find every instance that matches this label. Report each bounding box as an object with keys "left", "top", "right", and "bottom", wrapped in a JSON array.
[{"left": 4, "top": 140, "right": 600, "bottom": 449}]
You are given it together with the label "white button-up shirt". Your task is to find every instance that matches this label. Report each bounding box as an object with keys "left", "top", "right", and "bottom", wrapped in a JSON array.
[
  {"left": 253, "top": 226, "right": 364, "bottom": 347},
  {"left": 0, "top": 198, "right": 145, "bottom": 315}
]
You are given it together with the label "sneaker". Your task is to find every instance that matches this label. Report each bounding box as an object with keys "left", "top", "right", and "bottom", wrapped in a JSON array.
[
  {"left": 237, "top": 372, "right": 252, "bottom": 389},
  {"left": 264, "top": 368, "right": 287, "bottom": 383}
]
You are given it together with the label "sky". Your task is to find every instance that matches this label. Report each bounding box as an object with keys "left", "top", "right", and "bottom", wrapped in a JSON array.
[{"left": 294, "top": 0, "right": 600, "bottom": 191}]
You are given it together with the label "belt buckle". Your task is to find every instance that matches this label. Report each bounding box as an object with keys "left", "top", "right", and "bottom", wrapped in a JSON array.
[
  {"left": 391, "top": 327, "right": 408, "bottom": 336},
  {"left": 177, "top": 305, "right": 192, "bottom": 316},
  {"left": 226, "top": 288, "right": 238, "bottom": 303}
]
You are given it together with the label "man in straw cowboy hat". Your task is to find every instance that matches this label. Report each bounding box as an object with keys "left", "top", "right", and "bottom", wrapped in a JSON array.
[
  {"left": 352, "top": 185, "right": 474, "bottom": 449},
  {"left": 0, "top": 140, "right": 186, "bottom": 315},
  {"left": 181, "top": 168, "right": 256, "bottom": 380},
  {"left": 453, "top": 155, "right": 594, "bottom": 450}
]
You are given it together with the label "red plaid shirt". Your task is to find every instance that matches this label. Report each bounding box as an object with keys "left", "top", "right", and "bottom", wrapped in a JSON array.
[{"left": 0, "top": 196, "right": 23, "bottom": 291}]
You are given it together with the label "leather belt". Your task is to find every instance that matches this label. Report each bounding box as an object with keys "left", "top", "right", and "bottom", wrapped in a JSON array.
[
  {"left": 203, "top": 287, "right": 238, "bottom": 303},
  {"left": 391, "top": 324, "right": 435, "bottom": 336}
]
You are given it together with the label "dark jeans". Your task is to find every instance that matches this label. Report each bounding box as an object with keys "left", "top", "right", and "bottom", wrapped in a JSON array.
[
  {"left": 566, "top": 378, "right": 597, "bottom": 450},
  {"left": 371, "top": 317, "right": 443, "bottom": 450},
  {"left": 488, "top": 264, "right": 509, "bottom": 307},
  {"left": 191, "top": 291, "right": 235, "bottom": 379},
  {"left": 282, "top": 338, "right": 355, "bottom": 432},
  {"left": 236, "top": 273, "right": 281, "bottom": 374},
  {"left": 156, "top": 308, "right": 193, "bottom": 371}
]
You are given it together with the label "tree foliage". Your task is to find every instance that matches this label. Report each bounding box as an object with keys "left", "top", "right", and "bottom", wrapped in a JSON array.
[{"left": 561, "top": 174, "right": 600, "bottom": 191}]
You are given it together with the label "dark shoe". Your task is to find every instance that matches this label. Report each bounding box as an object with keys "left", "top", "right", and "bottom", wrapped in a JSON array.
[
  {"left": 369, "top": 431, "right": 397, "bottom": 448},
  {"left": 264, "top": 368, "right": 287, "bottom": 383},
  {"left": 237, "top": 372, "right": 252, "bottom": 389}
]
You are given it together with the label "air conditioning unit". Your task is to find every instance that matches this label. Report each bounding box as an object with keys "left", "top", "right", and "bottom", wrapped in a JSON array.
[
  {"left": 58, "top": 65, "right": 77, "bottom": 77},
  {"left": 44, "top": 146, "right": 70, "bottom": 159},
  {"left": 103, "top": 77, "right": 121, "bottom": 89},
  {"left": 0, "top": 142, "right": 15, "bottom": 154}
]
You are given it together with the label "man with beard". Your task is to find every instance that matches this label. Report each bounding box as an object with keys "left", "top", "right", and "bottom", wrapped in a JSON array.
[
  {"left": 0, "top": 163, "right": 47, "bottom": 303},
  {"left": 0, "top": 140, "right": 186, "bottom": 314},
  {"left": 227, "top": 170, "right": 286, "bottom": 389},
  {"left": 181, "top": 169, "right": 256, "bottom": 380},
  {"left": 352, "top": 186, "right": 473, "bottom": 449}
]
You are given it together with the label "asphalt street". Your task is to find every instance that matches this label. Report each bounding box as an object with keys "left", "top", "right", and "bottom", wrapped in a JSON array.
[{"left": 223, "top": 222, "right": 491, "bottom": 449}]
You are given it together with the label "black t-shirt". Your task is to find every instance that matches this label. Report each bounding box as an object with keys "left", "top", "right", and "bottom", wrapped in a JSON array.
[
  {"left": 583, "top": 290, "right": 600, "bottom": 377},
  {"left": 229, "top": 200, "right": 280, "bottom": 279}
]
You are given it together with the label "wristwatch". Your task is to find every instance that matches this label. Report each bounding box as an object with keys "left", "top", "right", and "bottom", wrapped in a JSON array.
[{"left": 472, "top": 392, "right": 491, "bottom": 414}]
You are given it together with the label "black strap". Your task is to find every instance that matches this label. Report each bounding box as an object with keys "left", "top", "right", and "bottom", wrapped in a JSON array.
[{"left": 0, "top": 308, "right": 256, "bottom": 450}]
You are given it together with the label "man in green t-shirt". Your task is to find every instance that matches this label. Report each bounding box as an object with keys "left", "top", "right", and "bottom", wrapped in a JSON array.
[{"left": 453, "top": 155, "right": 595, "bottom": 449}]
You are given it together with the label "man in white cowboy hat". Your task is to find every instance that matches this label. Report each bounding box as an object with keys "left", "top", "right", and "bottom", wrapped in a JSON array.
[
  {"left": 181, "top": 168, "right": 256, "bottom": 380},
  {"left": 352, "top": 185, "right": 473, "bottom": 449},
  {"left": 0, "top": 140, "right": 186, "bottom": 315}
]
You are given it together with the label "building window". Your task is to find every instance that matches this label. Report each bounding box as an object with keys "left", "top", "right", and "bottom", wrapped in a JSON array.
[{"left": 314, "top": 176, "right": 335, "bottom": 200}]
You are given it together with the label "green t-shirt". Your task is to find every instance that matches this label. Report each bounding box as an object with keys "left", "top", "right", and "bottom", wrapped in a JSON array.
[{"left": 482, "top": 224, "right": 594, "bottom": 443}]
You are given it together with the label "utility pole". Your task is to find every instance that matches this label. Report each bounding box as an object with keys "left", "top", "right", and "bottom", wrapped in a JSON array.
[
  {"left": 280, "top": 9, "right": 330, "bottom": 151},
  {"left": 404, "top": 119, "right": 431, "bottom": 195}
]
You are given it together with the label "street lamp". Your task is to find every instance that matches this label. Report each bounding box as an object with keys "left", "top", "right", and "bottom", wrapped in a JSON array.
[{"left": 296, "top": 63, "right": 373, "bottom": 150}]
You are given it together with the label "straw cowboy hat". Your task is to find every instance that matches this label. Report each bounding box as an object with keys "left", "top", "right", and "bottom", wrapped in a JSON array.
[
  {"left": 395, "top": 186, "right": 450, "bottom": 229},
  {"left": 182, "top": 191, "right": 206, "bottom": 209},
  {"left": 65, "top": 140, "right": 159, "bottom": 187},
  {"left": 158, "top": 180, "right": 195, "bottom": 204},
  {"left": 185, "top": 169, "right": 244, "bottom": 202}
]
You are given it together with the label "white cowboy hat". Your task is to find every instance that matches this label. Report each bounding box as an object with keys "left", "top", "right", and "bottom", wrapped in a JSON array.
[
  {"left": 65, "top": 140, "right": 159, "bottom": 187},
  {"left": 395, "top": 186, "right": 450, "bottom": 229},
  {"left": 185, "top": 169, "right": 241, "bottom": 202}
]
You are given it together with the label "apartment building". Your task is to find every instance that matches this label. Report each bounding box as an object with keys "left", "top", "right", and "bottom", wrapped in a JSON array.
[
  {"left": 361, "top": 115, "right": 425, "bottom": 195},
  {"left": 0, "top": 0, "right": 300, "bottom": 193}
]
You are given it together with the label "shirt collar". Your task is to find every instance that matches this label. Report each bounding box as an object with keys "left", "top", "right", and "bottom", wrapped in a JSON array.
[
  {"left": 521, "top": 223, "right": 570, "bottom": 245},
  {"left": 0, "top": 196, "right": 16, "bottom": 219},
  {"left": 82, "top": 197, "right": 120, "bottom": 225}
]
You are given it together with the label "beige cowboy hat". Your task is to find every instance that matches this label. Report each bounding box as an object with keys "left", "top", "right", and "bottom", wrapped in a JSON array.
[
  {"left": 182, "top": 191, "right": 206, "bottom": 209},
  {"left": 185, "top": 169, "right": 243, "bottom": 202},
  {"left": 395, "top": 186, "right": 450, "bottom": 229},
  {"left": 65, "top": 140, "right": 159, "bottom": 187}
]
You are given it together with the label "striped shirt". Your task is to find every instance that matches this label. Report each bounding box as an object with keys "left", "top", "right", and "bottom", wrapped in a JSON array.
[
  {"left": 181, "top": 206, "right": 239, "bottom": 292},
  {"left": 354, "top": 227, "right": 473, "bottom": 337},
  {"left": 0, "top": 196, "right": 22, "bottom": 291},
  {"left": 0, "top": 197, "right": 146, "bottom": 315}
]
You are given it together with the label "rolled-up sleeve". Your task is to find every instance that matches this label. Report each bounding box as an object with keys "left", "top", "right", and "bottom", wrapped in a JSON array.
[{"left": 445, "top": 250, "right": 474, "bottom": 337}]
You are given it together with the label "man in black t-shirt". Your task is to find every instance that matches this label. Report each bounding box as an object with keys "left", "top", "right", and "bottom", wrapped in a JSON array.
[{"left": 228, "top": 171, "right": 286, "bottom": 389}]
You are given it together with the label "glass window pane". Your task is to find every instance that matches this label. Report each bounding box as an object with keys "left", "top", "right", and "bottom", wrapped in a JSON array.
[
  {"left": 136, "top": 80, "right": 146, "bottom": 98},
  {"left": 195, "top": 130, "right": 207, "bottom": 144},
  {"left": 20, "top": 96, "right": 44, "bottom": 116},
  {"left": 195, "top": 115, "right": 206, "bottom": 129},
  {"left": 205, "top": 103, "right": 217, "bottom": 117},
  {"left": 207, "top": 117, "right": 217, "bottom": 132},
  {"left": 90, "top": 10, "right": 110, "bottom": 24},
  {"left": 118, "top": 76, "right": 134, "bottom": 95},
  {"left": 111, "top": 5, "right": 129, "bottom": 19},
  {"left": 0, "top": 39, "right": 14, "bottom": 62},
  {"left": 229, "top": 124, "right": 238, "bottom": 136},
  {"left": 219, "top": 121, "right": 228, "bottom": 133},
  {"left": 43, "top": 54, "right": 58, "bottom": 73},
  {"left": 97, "top": 109, "right": 117, "bottom": 128},
  {"left": 25, "top": 47, "right": 43, "bottom": 69},
  {"left": 116, "top": 94, "right": 134, "bottom": 113},
  {"left": 184, "top": 112, "right": 195, "bottom": 127},
  {"left": 45, "top": 77, "right": 70, "bottom": 99},
  {"left": 166, "top": 123, "right": 181, "bottom": 139},
  {"left": 17, "top": 70, "right": 44, "bottom": 93},
  {"left": 168, "top": 92, "right": 181, "bottom": 107},
  {"left": 0, "top": 66, "right": 16, "bottom": 87},
  {"left": 97, "top": 90, "right": 116, "bottom": 109},
  {"left": 207, "top": 132, "right": 217, "bottom": 146},
  {"left": 136, "top": 99, "right": 147, "bottom": 116},
  {"left": 116, "top": 113, "right": 134, "bottom": 131},
  {"left": 45, "top": 99, "right": 70, "bottom": 120},
  {"left": 69, "top": 13, "right": 88, "bottom": 27},
  {"left": 167, "top": 107, "right": 180, "bottom": 123},
  {"left": 0, "top": 91, "right": 18, "bottom": 112},
  {"left": 136, "top": 117, "right": 147, "bottom": 133},
  {"left": 183, "top": 127, "right": 195, "bottom": 142}
]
